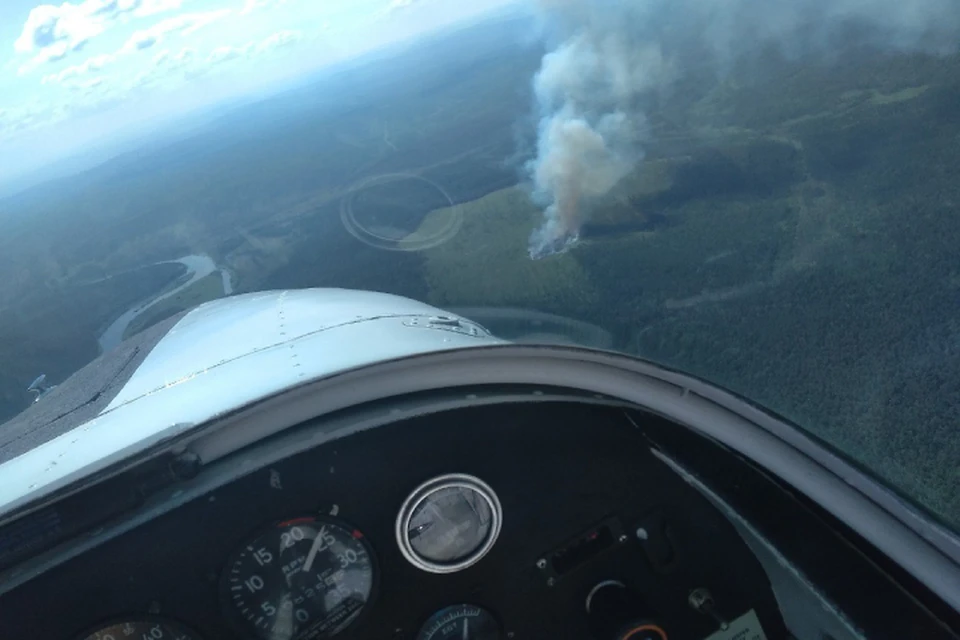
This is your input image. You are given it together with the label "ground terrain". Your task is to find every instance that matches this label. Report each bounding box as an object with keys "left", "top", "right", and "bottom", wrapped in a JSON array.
[{"left": 0, "top": 13, "right": 957, "bottom": 526}]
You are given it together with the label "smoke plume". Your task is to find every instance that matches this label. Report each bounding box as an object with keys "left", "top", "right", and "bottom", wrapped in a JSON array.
[{"left": 526, "top": 0, "right": 960, "bottom": 259}]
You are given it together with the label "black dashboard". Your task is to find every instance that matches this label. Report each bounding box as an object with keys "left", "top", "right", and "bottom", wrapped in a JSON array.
[{"left": 0, "top": 400, "right": 790, "bottom": 640}]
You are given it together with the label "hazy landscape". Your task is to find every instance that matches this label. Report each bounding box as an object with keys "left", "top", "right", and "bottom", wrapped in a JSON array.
[{"left": 0, "top": 7, "right": 958, "bottom": 527}]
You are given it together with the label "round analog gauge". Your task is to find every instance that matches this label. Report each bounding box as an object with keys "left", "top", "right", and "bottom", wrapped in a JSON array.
[
  {"left": 416, "top": 605, "right": 502, "bottom": 640},
  {"left": 221, "top": 516, "right": 376, "bottom": 640},
  {"left": 397, "top": 474, "right": 502, "bottom": 574},
  {"left": 78, "top": 618, "right": 199, "bottom": 640}
]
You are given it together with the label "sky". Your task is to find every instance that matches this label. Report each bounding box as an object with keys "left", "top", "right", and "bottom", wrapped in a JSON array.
[{"left": 0, "top": 0, "right": 521, "bottom": 189}]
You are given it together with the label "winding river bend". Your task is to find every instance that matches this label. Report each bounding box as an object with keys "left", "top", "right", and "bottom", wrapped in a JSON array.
[{"left": 98, "top": 255, "right": 233, "bottom": 353}]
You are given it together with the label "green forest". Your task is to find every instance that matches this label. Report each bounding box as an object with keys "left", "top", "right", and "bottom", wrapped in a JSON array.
[{"left": 0, "top": 13, "right": 957, "bottom": 529}]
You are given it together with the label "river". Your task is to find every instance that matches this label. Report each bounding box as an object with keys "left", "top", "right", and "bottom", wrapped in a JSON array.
[{"left": 98, "top": 255, "right": 233, "bottom": 353}]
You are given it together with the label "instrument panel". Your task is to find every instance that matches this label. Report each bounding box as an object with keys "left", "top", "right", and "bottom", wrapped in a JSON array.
[{"left": 0, "top": 401, "right": 787, "bottom": 640}]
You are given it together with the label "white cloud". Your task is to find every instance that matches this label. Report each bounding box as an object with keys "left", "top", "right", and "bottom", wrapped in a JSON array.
[
  {"left": 132, "top": 46, "right": 198, "bottom": 87},
  {"left": 240, "top": 0, "right": 287, "bottom": 15},
  {"left": 207, "top": 43, "right": 252, "bottom": 64},
  {"left": 83, "top": 0, "right": 188, "bottom": 18},
  {"left": 64, "top": 75, "right": 105, "bottom": 91},
  {"left": 137, "top": 0, "right": 187, "bottom": 17},
  {"left": 152, "top": 47, "right": 194, "bottom": 65},
  {"left": 29, "top": 7, "right": 232, "bottom": 96},
  {"left": 386, "top": 0, "right": 439, "bottom": 12},
  {"left": 41, "top": 52, "right": 116, "bottom": 84},
  {"left": 15, "top": 4, "right": 104, "bottom": 74},
  {"left": 257, "top": 29, "right": 302, "bottom": 51},
  {"left": 121, "top": 10, "right": 232, "bottom": 53},
  {"left": 376, "top": 0, "right": 438, "bottom": 21},
  {"left": 151, "top": 48, "right": 172, "bottom": 64},
  {"left": 203, "top": 29, "right": 301, "bottom": 66},
  {"left": 124, "top": 30, "right": 158, "bottom": 51},
  {"left": 83, "top": 0, "right": 139, "bottom": 17},
  {"left": 0, "top": 100, "right": 63, "bottom": 139},
  {"left": 13, "top": 0, "right": 189, "bottom": 73}
]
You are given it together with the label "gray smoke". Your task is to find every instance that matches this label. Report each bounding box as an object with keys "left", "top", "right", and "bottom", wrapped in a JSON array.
[{"left": 526, "top": 0, "right": 960, "bottom": 259}]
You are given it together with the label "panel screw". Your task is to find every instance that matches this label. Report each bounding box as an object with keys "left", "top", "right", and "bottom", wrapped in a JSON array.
[
  {"left": 618, "top": 534, "right": 628, "bottom": 543},
  {"left": 536, "top": 559, "right": 547, "bottom": 569}
]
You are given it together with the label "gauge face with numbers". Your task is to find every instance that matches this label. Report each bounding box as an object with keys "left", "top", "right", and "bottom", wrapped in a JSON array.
[
  {"left": 221, "top": 516, "right": 376, "bottom": 640},
  {"left": 78, "top": 618, "right": 199, "bottom": 640},
  {"left": 416, "top": 605, "right": 502, "bottom": 640}
]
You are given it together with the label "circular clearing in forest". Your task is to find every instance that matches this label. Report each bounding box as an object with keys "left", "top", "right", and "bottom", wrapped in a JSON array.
[{"left": 340, "top": 172, "right": 462, "bottom": 251}]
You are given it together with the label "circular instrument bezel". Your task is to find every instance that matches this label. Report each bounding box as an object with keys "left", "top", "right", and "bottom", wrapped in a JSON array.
[
  {"left": 415, "top": 604, "right": 503, "bottom": 640},
  {"left": 396, "top": 473, "right": 503, "bottom": 574},
  {"left": 219, "top": 515, "right": 378, "bottom": 640},
  {"left": 75, "top": 615, "right": 201, "bottom": 640}
]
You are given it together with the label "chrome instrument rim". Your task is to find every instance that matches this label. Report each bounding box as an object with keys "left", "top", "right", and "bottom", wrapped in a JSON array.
[{"left": 395, "top": 473, "right": 502, "bottom": 574}]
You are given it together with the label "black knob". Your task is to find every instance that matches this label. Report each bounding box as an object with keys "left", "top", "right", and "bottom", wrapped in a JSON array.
[{"left": 586, "top": 581, "right": 668, "bottom": 640}]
